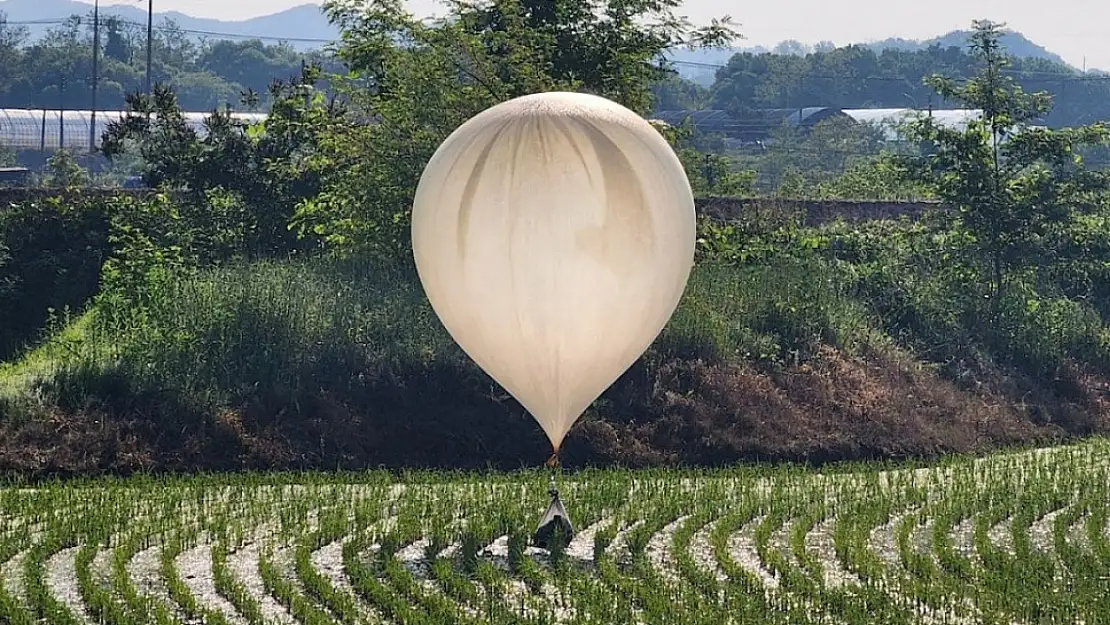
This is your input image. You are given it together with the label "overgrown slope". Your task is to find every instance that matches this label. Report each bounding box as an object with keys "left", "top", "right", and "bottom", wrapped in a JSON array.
[{"left": 3, "top": 211, "right": 1109, "bottom": 476}]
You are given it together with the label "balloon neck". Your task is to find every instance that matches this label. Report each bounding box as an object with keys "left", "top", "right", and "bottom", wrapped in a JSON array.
[
  {"left": 544, "top": 451, "right": 561, "bottom": 469},
  {"left": 545, "top": 450, "right": 561, "bottom": 497}
]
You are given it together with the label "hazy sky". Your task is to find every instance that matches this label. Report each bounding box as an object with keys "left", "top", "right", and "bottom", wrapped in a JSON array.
[{"left": 93, "top": 0, "right": 1110, "bottom": 70}]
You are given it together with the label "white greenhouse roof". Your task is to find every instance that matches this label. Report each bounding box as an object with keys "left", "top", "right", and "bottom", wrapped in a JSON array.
[
  {"left": 0, "top": 109, "right": 268, "bottom": 153},
  {"left": 841, "top": 108, "right": 982, "bottom": 140}
]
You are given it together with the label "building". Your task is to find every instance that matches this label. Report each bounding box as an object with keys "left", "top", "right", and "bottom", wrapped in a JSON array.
[
  {"left": 649, "top": 106, "right": 998, "bottom": 144},
  {"left": 0, "top": 167, "right": 30, "bottom": 186}
]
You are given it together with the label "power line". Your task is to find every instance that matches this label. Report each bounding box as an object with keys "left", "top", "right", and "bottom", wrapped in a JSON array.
[
  {"left": 667, "top": 59, "right": 1110, "bottom": 81},
  {"left": 157, "top": 27, "right": 333, "bottom": 44},
  {"left": 7, "top": 14, "right": 1110, "bottom": 83},
  {"left": 8, "top": 15, "right": 1107, "bottom": 78},
  {"left": 2, "top": 16, "right": 337, "bottom": 45}
]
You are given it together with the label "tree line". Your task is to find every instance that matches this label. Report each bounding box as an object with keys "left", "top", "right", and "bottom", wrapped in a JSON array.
[
  {"left": 656, "top": 41, "right": 1110, "bottom": 128},
  {"left": 7, "top": 4, "right": 1110, "bottom": 133},
  {"left": 0, "top": 10, "right": 334, "bottom": 112}
]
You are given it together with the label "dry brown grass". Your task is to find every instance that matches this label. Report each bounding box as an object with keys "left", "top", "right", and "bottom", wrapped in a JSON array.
[{"left": 565, "top": 345, "right": 1106, "bottom": 467}]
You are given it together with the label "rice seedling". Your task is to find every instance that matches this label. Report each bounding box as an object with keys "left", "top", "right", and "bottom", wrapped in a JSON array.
[{"left": 1, "top": 439, "right": 1109, "bottom": 624}]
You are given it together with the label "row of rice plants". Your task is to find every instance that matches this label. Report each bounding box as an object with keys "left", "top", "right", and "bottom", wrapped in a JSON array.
[{"left": 1, "top": 440, "right": 1109, "bottom": 623}]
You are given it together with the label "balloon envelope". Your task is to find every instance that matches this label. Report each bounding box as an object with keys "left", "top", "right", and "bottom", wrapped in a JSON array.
[{"left": 411, "top": 91, "right": 695, "bottom": 452}]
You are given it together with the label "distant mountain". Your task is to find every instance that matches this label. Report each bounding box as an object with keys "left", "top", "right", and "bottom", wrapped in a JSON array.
[
  {"left": 667, "top": 30, "right": 1078, "bottom": 86},
  {"left": 865, "top": 30, "right": 1070, "bottom": 67},
  {"left": 0, "top": 1, "right": 1082, "bottom": 74},
  {"left": 0, "top": 0, "right": 339, "bottom": 50}
]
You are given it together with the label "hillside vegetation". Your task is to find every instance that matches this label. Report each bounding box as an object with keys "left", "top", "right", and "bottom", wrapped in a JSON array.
[{"left": 2, "top": 13, "right": 1110, "bottom": 476}]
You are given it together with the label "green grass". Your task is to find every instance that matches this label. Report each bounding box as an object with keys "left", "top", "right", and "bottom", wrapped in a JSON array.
[
  {"left": 0, "top": 313, "right": 95, "bottom": 398},
  {"left": 1, "top": 254, "right": 880, "bottom": 411},
  {"left": 662, "top": 258, "right": 879, "bottom": 364}
]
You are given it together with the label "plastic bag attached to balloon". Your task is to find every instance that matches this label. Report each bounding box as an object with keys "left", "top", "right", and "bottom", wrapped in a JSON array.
[{"left": 533, "top": 486, "right": 575, "bottom": 550}]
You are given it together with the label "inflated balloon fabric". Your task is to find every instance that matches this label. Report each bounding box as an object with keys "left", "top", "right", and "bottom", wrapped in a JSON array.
[{"left": 411, "top": 91, "right": 696, "bottom": 452}]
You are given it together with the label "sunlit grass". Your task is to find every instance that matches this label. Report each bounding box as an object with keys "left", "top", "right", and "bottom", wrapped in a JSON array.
[{"left": 0, "top": 255, "right": 884, "bottom": 413}]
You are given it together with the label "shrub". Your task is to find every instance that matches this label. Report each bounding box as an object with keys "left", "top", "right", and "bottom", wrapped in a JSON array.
[
  {"left": 0, "top": 195, "right": 111, "bottom": 361},
  {"left": 663, "top": 260, "right": 874, "bottom": 367}
]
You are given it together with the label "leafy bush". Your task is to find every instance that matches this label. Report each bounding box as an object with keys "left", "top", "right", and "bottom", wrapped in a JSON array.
[
  {"left": 663, "top": 260, "right": 873, "bottom": 367},
  {"left": 42, "top": 149, "right": 90, "bottom": 187},
  {"left": 991, "top": 292, "right": 1110, "bottom": 379},
  {"left": 817, "top": 217, "right": 1110, "bottom": 383},
  {"left": 0, "top": 194, "right": 111, "bottom": 361}
]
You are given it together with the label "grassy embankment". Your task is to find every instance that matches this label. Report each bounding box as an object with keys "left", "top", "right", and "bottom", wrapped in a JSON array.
[{"left": 2, "top": 211, "right": 1109, "bottom": 475}]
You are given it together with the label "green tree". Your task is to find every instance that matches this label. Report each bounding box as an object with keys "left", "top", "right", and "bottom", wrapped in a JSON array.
[
  {"left": 292, "top": 0, "right": 737, "bottom": 257},
  {"left": 895, "top": 20, "right": 1110, "bottom": 317},
  {"left": 0, "top": 12, "right": 320, "bottom": 112},
  {"left": 650, "top": 73, "right": 710, "bottom": 111},
  {"left": 43, "top": 149, "right": 90, "bottom": 187},
  {"left": 0, "top": 195, "right": 111, "bottom": 361},
  {"left": 195, "top": 39, "right": 306, "bottom": 95},
  {"left": 0, "top": 12, "right": 27, "bottom": 96},
  {"left": 151, "top": 18, "right": 196, "bottom": 70},
  {"left": 101, "top": 70, "right": 332, "bottom": 260},
  {"left": 814, "top": 158, "right": 931, "bottom": 200},
  {"left": 754, "top": 116, "right": 887, "bottom": 194},
  {"left": 707, "top": 40, "right": 1110, "bottom": 128},
  {"left": 103, "top": 16, "right": 131, "bottom": 63},
  {"left": 170, "top": 71, "right": 243, "bottom": 110},
  {"left": 654, "top": 118, "right": 755, "bottom": 195}
]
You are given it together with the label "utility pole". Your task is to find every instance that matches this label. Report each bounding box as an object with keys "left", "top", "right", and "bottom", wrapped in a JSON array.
[
  {"left": 797, "top": 75, "right": 804, "bottom": 130},
  {"left": 145, "top": 0, "right": 153, "bottom": 94},
  {"left": 90, "top": 0, "right": 100, "bottom": 152},
  {"left": 59, "top": 75, "right": 66, "bottom": 151}
]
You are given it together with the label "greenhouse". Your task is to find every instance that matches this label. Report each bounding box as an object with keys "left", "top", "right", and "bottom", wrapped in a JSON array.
[
  {"left": 650, "top": 107, "right": 850, "bottom": 141},
  {"left": 0, "top": 109, "right": 268, "bottom": 153},
  {"left": 841, "top": 108, "right": 983, "bottom": 140}
]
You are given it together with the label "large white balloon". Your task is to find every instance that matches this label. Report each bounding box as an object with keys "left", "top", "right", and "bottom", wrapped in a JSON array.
[{"left": 411, "top": 91, "right": 696, "bottom": 453}]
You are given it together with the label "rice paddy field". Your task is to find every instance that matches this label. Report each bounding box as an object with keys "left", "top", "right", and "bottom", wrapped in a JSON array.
[{"left": 2, "top": 440, "right": 1110, "bottom": 625}]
